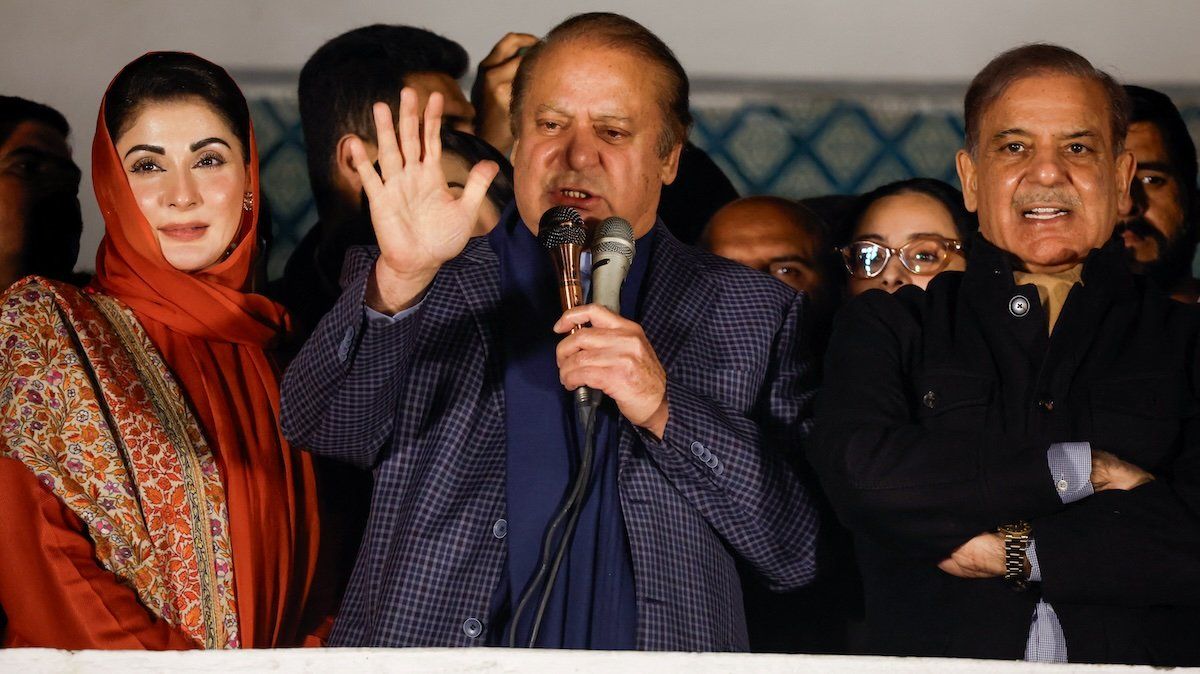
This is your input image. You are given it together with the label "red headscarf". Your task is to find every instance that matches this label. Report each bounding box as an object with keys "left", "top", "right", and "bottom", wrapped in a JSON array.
[{"left": 88, "top": 53, "right": 320, "bottom": 648}]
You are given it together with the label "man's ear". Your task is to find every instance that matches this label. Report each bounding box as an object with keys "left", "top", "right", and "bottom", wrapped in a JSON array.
[
  {"left": 334, "top": 133, "right": 373, "bottom": 194},
  {"left": 955, "top": 149, "right": 979, "bottom": 213},
  {"left": 1114, "top": 148, "right": 1136, "bottom": 216},
  {"left": 659, "top": 142, "right": 683, "bottom": 186}
]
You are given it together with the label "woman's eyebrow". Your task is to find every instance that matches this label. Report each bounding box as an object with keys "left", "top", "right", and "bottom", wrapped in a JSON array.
[
  {"left": 123, "top": 144, "right": 163, "bottom": 159},
  {"left": 190, "top": 137, "right": 231, "bottom": 152}
]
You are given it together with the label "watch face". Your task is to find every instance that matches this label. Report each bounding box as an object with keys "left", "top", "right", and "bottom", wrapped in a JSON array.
[{"left": 1000, "top": 521, "right": 1032, "bottom": 536}]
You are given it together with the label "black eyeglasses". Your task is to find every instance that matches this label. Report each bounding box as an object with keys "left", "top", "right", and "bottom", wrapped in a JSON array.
[{"left": 837, "top": 235, "right": 962, "bottom": 279}]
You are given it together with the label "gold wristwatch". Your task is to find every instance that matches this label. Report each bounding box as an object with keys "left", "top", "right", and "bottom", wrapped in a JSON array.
[{"left": 998, "top": 521, "right": 1032, "bottom": 591}]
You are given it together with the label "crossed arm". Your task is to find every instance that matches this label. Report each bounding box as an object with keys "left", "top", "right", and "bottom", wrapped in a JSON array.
[{"left": 811, "top": 295, "right": 1200, "bottom": 605}]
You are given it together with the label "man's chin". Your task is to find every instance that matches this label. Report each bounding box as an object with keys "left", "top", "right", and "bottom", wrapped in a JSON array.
[{"left": 1020, "top": 245, "right": 1090, "bottom": 272}]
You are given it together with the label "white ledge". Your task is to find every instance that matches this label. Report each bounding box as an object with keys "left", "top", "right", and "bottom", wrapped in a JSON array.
[{"left": 0, "top": 647, "right": 1188, "bottom": 673}]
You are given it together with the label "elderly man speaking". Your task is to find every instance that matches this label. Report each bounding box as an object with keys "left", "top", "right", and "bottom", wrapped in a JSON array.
[
  {"left": 281, "top": 12, "right": 818, "bottom": 651},
  {"left": 812, "top": 44, "right": 1200, "bottom": 666}
]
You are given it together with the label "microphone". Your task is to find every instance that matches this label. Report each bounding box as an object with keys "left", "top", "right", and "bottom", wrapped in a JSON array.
[
  {"left": 586, "top": 217, "right": 636, "bottom": 410},
  {"left": 590, "top": 216, "right": 635, "bottom": 314},
  {"left": 538, "top": 206, "right": 593, "bottom": 410}
]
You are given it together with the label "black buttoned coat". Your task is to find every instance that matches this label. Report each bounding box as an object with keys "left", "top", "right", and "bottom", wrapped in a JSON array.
[{"left": 812, "top": 234, "right": 1200, "bottom": 665}]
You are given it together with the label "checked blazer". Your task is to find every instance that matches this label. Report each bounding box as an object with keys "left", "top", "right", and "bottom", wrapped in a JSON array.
[{"left": 280, "top": 226, "right": 819, "bottom": 650}]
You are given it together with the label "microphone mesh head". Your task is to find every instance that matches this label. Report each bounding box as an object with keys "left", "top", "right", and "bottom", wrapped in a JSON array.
[
  {"left": 593, "top": 217, "right": 635, "bottom": 263},
  {"left": 537, "top": 206, "right": 587, "bottom": 248}
]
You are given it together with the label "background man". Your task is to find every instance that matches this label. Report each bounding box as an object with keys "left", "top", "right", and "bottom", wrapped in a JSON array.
[
  {"left": 281, "top": 13, "right": 818, "bottom": 650},
  {"left": 702, "top": 194, "right": 838, "bottom": 353},
  {"left": 275, "top": 24, "right": 480, "bottom": 337},
  {"left": 701, "top": 196, "right": 829, "bottom": 297},
  {"left": 1115, "top": 84, "right": 1200, "bottom": 302},
  {"left": 0, "top": 95, "right": 83, "bottom": 289},
  {"left": 812, "top": 44, "right": 1200, "bottom": 665}
]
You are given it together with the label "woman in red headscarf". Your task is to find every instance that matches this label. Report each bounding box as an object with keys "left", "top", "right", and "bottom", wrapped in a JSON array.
[{"left": 0, "top": 53, "right": 322, "bottom": 649}]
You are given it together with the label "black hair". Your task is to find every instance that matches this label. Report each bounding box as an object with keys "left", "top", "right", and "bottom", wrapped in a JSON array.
[
  {"left": 964, "top": 43, "right": 1128, "bottom": 156},
  {"left": 1123, "top": 85, "right": 1200, "bottom": 286},
  {"left": 841, "top": 177, "right": 978, "bottom": 246},
  {"left": 298, "top": 24, "right": 469, "bottom": 215},
  {"left": 1126, "top": 85, "right": 1198, "bottom": 197},
  {"left": 440, "top": 128, "right": 514, "bottom": 213},
  {"left": 103, "top": 52, "right": 250, "bottom": 158},
  {"left": 0, "top": 95, "right": 70, "bottom": 147}
]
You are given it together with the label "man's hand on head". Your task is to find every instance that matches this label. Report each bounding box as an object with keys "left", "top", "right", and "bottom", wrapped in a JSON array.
[
  {"left": 472, "top": 32, "right": 538, "bottom": 155},
  {"left": 553, "top": 303, "right": 669, "bottom": 439},
  {"left": 938, "top": 532, "right": 1006, "bottom": 579},
  {"left": 1090, "top": 449, "right": 1155, "bottom": 492},
  {"left": 353, "top": 88, "right": 499, "bottom": 314}
]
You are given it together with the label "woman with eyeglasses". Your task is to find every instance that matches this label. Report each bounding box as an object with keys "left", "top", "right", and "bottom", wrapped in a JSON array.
[{"left": 838, "top": 178, "right": 977, "bottom": 296}]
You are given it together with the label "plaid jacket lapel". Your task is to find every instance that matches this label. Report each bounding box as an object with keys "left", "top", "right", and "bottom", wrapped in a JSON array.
[{"left": 639, "top": 229, "right": 717, "bottom": 371}]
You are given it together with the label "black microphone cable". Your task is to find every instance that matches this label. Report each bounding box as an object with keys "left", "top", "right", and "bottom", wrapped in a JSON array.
[
  {"left": 506, "top": 401, "right": 599, "bottom": 648},
  {"left": 527, "top": 401, "right": 598, "bottom": 647}
]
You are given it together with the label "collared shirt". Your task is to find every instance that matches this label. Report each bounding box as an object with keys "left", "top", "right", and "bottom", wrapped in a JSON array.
[
  {"left": 489, "top": 209, "right": 652, "bottom": 648},
  {"left": 1013, "top": 266, "right": 1084, "bottom": 335}
]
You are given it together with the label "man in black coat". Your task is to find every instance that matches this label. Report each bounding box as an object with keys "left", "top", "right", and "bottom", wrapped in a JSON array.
[{"left": 811, "top": 43, "right": 1200, "bottom": 666}]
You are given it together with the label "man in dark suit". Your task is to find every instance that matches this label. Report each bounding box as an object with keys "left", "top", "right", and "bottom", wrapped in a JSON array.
[
  {"left": 812, "top": 44, "right": 1200, "bottom": 665},
  {"left": 280, "top": 13, "right": 818, "bottom": 650},
  {"left": 1115, "top": 85, "right": 1200, "bottom": 303}
]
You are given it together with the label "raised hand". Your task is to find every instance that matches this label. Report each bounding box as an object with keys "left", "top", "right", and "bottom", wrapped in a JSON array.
[
  {"left": 471, "top": 32, "right": 538, "bottom": 155},
  {"left": 352, "top": 88, "right": 500, "bottom": 313}
]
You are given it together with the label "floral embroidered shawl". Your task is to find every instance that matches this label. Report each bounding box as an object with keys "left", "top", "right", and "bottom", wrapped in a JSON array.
[{"left": 0, "top": 277, "right": 239, "bottom": 648}]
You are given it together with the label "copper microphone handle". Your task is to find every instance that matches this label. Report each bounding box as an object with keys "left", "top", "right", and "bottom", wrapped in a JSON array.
[{"left": 554, "top": 242, "right": 587, "bottom": 332}]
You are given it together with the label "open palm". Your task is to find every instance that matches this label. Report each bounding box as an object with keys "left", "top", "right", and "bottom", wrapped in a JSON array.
[{"left": 352, "top": 89, "right": 499, "bottom": 284}]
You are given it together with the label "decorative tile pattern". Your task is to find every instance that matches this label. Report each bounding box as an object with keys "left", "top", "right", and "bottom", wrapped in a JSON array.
[{"left": 245, "top": 80, "right": 1200, "bottom": 280}]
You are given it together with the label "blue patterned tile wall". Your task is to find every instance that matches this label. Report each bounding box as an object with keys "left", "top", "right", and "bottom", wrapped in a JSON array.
[{"left": 247, "top": 81, "right": 1200, "bottom": 281}]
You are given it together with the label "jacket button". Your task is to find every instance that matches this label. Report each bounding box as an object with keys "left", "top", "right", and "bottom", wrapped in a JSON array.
[
  {"left": 690, "top": 441, "right": 706, "bottom": 457},
  {"left": 493, "top": 518, "right": 507, "bottom": 539},
  {"left": 1009, "top": 295, "right": 1030, "bottom": 317},
  {"left": 462, "top": 617, "right": 483, "bottom": 638},
  {"left": 922, "top": 391, "right": 937, "bottom": 408}
]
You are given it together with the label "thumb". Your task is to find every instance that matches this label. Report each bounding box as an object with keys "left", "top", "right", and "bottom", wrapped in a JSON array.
[{"left": 459, "top": 160, "right": 500, "bottom": 219}]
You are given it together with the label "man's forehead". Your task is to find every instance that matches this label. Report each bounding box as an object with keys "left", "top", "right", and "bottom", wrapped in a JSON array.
[
  {"left": 1127, "top": 121, "right": 1171, "bottom": 161},
  {"left": 527, "top": 40, "right": 660, "bottom": 106},
  {"left": 984, "top": 73, "right": 1111, "bottom": 134},
  {"left": 712, "top": 211, "right": 812, "bottom": 246},
  {"left": 0, "top": 120, "right": 69, "bottom": 158}
]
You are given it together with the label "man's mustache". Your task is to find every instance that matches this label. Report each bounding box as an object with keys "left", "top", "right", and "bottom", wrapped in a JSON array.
[
  {"left": 1115, "top": 217, "right": 1168, "bottom": 246},
  {"left": 1012, "top": 190, "right": 1082, "bottom": 208}
]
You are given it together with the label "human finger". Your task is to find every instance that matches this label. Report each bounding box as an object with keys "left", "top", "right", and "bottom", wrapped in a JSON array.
[
  {"left": 372, "top": 102, "right": 402, "bottom": 177},
  {"left": 485, "top": 56, "right": 523, "bottom": 86},
  {"left": 559, "top": 357, "right": 620, "bottom": 393},
  {"left": 349, "top": 136, "right": 384, "bottom": 196},
  {"left": 555, "top": 327, "right": 631, "bottom": 364},
  {"left": 422, "top": 91, "right": 444, "bottom": 162},
  {"left": 554, "top": 303, "right": 628, "bottom": 333},
  {"left": 482, "top": 32, "right": 538, "bottom": 66},
  {"left": 458, "top": 160, "right": 500, "bottom": 217},
  {"left": 397, "top": 88, "right": 421, "bottom": 168}
]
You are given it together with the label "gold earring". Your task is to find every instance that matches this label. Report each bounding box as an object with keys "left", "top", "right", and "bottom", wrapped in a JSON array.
[{"left": 242, "top": 191, "right": 254, "bottom": 212}]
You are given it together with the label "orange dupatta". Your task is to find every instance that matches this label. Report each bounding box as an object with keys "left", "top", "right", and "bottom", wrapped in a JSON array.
[{"left": 88, "top": 54, "right": 321, "bottom": 648}]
